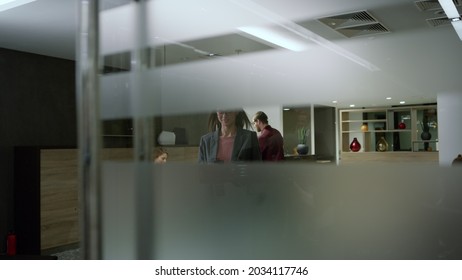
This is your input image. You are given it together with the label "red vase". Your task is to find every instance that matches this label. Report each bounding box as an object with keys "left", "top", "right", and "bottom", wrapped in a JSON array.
[
  {"left": 398, "top": 122, "right": 406, "bottom": 129},
  {"left": 350, "top": 137, "right": 361, "bottom": 152}
]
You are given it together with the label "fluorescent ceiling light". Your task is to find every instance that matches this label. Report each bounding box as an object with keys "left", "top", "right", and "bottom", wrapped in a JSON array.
[
  {"left": 437, "top": 0, "right": 462, "bottom": 40},
  {"left": 232, "top": 0, "right": 380, "bottom": 71},
  {"left": 0, "top": 0, "right": 36, "bottom": 12},
  {"left": 438, "top": 0, "right": 461, "bottom": 19},
  {"left": 238, "top": 26, "right": 309, "bottom": 52},
  {"left": 452, "top": 19, "right": 462, "bottom": 40}
]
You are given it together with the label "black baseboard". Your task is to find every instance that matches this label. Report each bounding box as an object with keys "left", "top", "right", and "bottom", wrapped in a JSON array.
[{"left": 0, "top": 254, "right": 57, "bottom": 260}]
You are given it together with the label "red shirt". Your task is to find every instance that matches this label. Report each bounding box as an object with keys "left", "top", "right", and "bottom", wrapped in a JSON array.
[{"left": 258, "top": 125, "right": 284, "bottom": 161}]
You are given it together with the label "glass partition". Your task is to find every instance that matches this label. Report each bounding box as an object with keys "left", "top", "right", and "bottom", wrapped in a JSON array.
[{"left": 76, "top": 0, "right": 462, "bottom": 260}]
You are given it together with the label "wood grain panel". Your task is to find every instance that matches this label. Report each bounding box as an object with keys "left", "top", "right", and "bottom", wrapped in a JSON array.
[
  {"left": 163, "top": 146, "right": 199, "bottom": 163},
  {"left": 40, "top": 149, "right": 79, "bottom": 250},
  {"left": 101, "top": 147, "right": 199, "bottom": 162},
  {"left": 39, "top": 146, "right": 199, "bottom": 250}
]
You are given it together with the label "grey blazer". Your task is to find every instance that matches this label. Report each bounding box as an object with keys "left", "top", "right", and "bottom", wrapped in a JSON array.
[{"left": 198, "top": 128, "right": 262, "bottom": 163}]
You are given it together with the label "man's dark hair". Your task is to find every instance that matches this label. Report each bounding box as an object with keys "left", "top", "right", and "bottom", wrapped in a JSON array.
[
  {"left": 254, "top": 111, "right": 268, "bottom": 124},
  {"left": 452, "top": 154, "right": 462, "bottom": 166}
]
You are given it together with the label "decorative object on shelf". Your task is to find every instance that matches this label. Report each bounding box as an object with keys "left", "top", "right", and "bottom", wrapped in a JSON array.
[
  {"left": 296, "top": 144, "right": 309, "bottom": 155},
  {"left": 421, "top": 131, "right": 431, "bottom": 140},
  {"left": 350, "top": 137, "right": 361, "bottom": 152},
  {"left": 420, "top": 115, "right": 432, "bottom": 140},
  {"left": 296, "top": 127, "right": 309, "bottom": 155},
  {"left": 157, "top": 131, "right": 176, "bottom": 145},
  {"left": 340, "top": 106, "right": 437, "bottom": 154},
  {"left": 376, "top": 136, "right": 389, "bottom": 152},
  {"left": 420, "top": 115, "right": 432, "bottom": 151},
  {"left": 428, "top": 121, "right": 438, "bottom": 128},
  {"left": 360, "top": 123, "right": 368, "bottom": 132}
]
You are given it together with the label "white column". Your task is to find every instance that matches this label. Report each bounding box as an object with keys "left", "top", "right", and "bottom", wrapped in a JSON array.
[{"left": 437, "top": 91, "right": 462, "bottom": 166}]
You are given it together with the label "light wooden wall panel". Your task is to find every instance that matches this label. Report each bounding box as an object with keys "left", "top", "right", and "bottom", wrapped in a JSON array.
[
  {"left": 101, "top": 147, "right": 199, "bottom": 162},
  {"left": 40, "top": 149, "right": 79, "bottom": 250},
  {"left": 40, "top": 146, "right": 199, "bottom": 250},
  {"left": 163, "top": 146, "right": 199, "bottom": 163}
]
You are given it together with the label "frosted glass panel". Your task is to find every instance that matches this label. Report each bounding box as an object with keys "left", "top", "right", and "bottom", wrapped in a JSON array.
[
  {"left": 89, "top": 0, "right": 462, "bottom": 261},
  {"left": 101, "top": 162, "right": 462, "bottom": 259},
  {"left": 102, "top": 162, "right": 136, "bottom": 259}
]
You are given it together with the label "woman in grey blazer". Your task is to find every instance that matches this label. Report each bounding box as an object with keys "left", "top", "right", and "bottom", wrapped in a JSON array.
[{"left": 198, "top": 109, "right": 261, "bottom": 163}]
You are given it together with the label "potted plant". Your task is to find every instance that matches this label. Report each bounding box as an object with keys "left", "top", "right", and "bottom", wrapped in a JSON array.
[{"left": 296, "top": 127, "right": 309, "bottom": 155}]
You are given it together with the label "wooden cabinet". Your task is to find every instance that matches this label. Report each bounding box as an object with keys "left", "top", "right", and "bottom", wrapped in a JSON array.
[
  {"left": 340, "top": 105, "right": 438, "bottom": 153},
  {"left": 14, "top": 147, "right": 79, "bottom": 254}
]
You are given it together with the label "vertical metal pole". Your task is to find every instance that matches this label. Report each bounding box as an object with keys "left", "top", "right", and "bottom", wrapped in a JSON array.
[
  {"left": 335, "top": 105, "right": 340, "bottom": 165},
  {"left": 310, "top": 103, "right": 315, "bottom": 155},
  {"left": 76, "top": 0, "right": 101, "bottom": 260},
  {"left": 132, "top": 0, "right": 154, "bottom": 259}
]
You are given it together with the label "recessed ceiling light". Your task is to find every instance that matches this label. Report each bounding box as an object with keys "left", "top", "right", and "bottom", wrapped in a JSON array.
[
  {"left": 0, "top": 0, "right": 36, "bottom": 12},
  {"left": 349, "top": 104, "right": 355, "bottom": 108},
  {"left": 400, "top": 101, "right": 406, "bottom": 104},
  {"left": 386, "top": 97, "right": 392, "bottom": 100},
  {"left": 332, "top": 100, "right": 338, "bottom": 104},
  {"left": 283, "top": 108, "right": 290, "bottom": 111}
]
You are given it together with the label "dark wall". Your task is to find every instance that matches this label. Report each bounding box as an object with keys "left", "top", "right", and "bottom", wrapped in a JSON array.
[
  {"left": 314, "top": 107, "right": 336, "bottom": 160},
  {"left": 0, "top": 48, "right": 76, "bottom": 253}
]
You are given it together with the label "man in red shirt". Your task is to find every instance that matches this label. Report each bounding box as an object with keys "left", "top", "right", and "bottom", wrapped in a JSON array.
[{"left": 252, "top": 111, "right": 285, "bottom": 161}]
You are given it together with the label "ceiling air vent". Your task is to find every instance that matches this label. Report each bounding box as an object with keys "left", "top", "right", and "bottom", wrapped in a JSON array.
[
  {"left": 426, "top": 16, "right": 452, "bottom": 27},
  {"left": 318, "top": 10, "right": 390, "bottom": 38},
  {"left": 415, "top": 0, "right": 462, "bottom": 12}
]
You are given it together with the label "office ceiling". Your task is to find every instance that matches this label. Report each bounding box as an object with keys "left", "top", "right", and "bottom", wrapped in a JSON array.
[{"left": 1, "top": 0, "right": 461, "bottom": 109}]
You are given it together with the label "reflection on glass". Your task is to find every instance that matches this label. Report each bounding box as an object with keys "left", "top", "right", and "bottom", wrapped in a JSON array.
[{"left": 79, "top": 0, "right": 462, "bottom": 261}]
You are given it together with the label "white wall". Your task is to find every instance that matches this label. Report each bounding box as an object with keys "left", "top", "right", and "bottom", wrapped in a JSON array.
[
  {"left": 244, "top": 106, "right": 283, "bottom": 135},
  {"left": 437, "top": 91, "right": 462, "bottom": 166}
]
